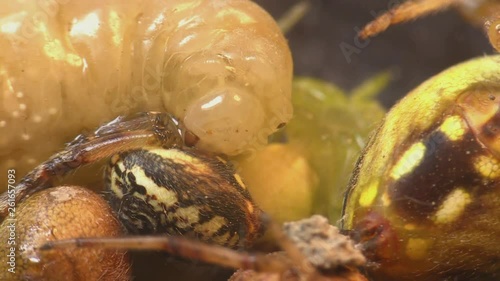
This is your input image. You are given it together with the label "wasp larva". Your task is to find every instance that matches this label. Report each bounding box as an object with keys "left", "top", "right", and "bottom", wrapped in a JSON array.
[{"left": 0, "top": 0, "right": 293, "bottom": 180}]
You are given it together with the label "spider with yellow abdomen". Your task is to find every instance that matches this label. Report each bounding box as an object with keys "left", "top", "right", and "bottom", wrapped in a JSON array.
[{"left": 1, "top": 1, "right": 499, "bottom": 281}]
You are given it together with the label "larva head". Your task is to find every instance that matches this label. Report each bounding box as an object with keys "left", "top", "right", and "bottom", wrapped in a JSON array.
[
  {"left": 342, "top": 56, "right": 500, "bottom": 281},
  {"left": 183, "top": 86, "right": 288, "bottom": 156},
  {"left": 151, "top": 0, "right": 293, "bottom": 156}
]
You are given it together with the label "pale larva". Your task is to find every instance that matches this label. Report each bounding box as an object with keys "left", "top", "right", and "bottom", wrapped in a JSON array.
[{"left": 0, "top": 0, "right": 293, "bottom": 178}]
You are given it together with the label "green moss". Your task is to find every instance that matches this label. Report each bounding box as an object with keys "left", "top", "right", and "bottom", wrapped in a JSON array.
[{"left": 273, "top": 73, "right": 389, "bottom": 220}]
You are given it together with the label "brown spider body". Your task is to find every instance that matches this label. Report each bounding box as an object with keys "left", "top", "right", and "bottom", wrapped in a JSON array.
[{"left": 106, "top": 147, "right": 263, "bottom": 248}]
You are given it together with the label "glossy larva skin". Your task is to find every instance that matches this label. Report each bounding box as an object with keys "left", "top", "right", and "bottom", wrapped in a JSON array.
[
  {"left": 0, "top": 0, "right": 293, "bottom": 178},
  {"left": 343, "top": 55, "right": 500, "bottom": 281},
  {"left": 487, "top": 14, "right": 500, "bottom": 51}
]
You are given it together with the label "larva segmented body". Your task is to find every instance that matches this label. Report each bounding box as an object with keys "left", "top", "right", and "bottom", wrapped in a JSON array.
[{"left": 0, "top": 0, "right": 293, "bottom": 178}]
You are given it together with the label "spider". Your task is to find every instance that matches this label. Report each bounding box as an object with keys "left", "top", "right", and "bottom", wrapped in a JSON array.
[
  {"left": 1, "top": 1, "right": 499, "bottom": 281},
  {"left": 343, "top": 1, "right": 500, "bottom": 280},
  {"left": 33, "top": 57, "right": 500, "bottom": 281},
  {"left": 0, "top": 110, "right": 367, "bottom": 281}
]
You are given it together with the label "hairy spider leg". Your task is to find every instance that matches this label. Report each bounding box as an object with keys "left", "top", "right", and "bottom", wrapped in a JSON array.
[
  {"left": 359, "top": 0, "right": 456, "bottom": 39},
  {"left": 40, "top": 235, "right": 291, "bottom": 273},
  {"left": 39, "top": 218, "right": 329, "bottom": 279},
  {"left": 0, "top": 112, "right": 195, "bottom": 219}
]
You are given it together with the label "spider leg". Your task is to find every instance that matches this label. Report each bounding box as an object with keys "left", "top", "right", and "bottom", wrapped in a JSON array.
[
  {"left": 39, "top": 216, "right": 299, "bottom": 276},
  {"left": 359, "top": 0, "right": 456, "bottom": 39},
  {"left": 39, "top": 216, "right": 367, "bottom": 280},
  {"left": 39, "top": 235, "right": 292, "bottom": 274},
  {"left": 0, "top": 112, "right": 196, "bottom": 219}
]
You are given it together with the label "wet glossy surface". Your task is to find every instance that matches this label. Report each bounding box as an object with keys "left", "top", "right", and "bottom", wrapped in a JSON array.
[
  {"left": 0, "top": 0, "right": 293, "bottom": 179},
  {"left": 343, "top": 55, "right": 500, "bottom": 281}
]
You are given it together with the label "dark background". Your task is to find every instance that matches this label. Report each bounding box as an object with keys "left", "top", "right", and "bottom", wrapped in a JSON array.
[{"left": 254, "top": 0, "right": 494, "bottom": 107}]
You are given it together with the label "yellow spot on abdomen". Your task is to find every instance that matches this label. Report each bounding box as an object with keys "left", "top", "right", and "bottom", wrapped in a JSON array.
[
  {"left": 130, "top": 165, "right": 178, "bottom": 210},
  {"left": 406, "top": 238, "right": 430, "bottom": 260},
  {"left": 170, "top": 205, "right": 200, "bottom": 229},
  {"left": 433, "top": 188, "right": 472, "bottom": 224},
  {"left": 193, "top": 216, "right": 228, "bottom": 245},
  {"left": 439, "top": 115, "right": 466, "bottom": 141},
  {"left": 381, "top": 192, "right": 391, "bottom": 206},
  {"left": 149, "top": 148, "right": 210, "bottom": 175},
  {"left": 390, "top": 142, "right": 426, "bottom": 180},
  {"left": 404, "top": 223, "right": 417, "bottom": 231},
  {"left": 245, "top": 200, "right": 254, "bottom": 215},
  {"left": 194, "top": 216, "right": 226, "bottom": 235},
  {"left": 216, "top": 156, "right": 227, "bottom": 164},
  {"left": 474, "top": 154, "right": 500, "bottom": 179},
  {"left": 358, "top": 180, "right": 379, "bottom": 207},
  {"left": 234, "top": 173, "right": 246, "bottom": 189}
]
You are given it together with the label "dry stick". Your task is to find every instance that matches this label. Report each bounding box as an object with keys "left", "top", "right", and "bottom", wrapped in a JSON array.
[{"left": 263, "top": 215, "right": 317, "bottom": 279}]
